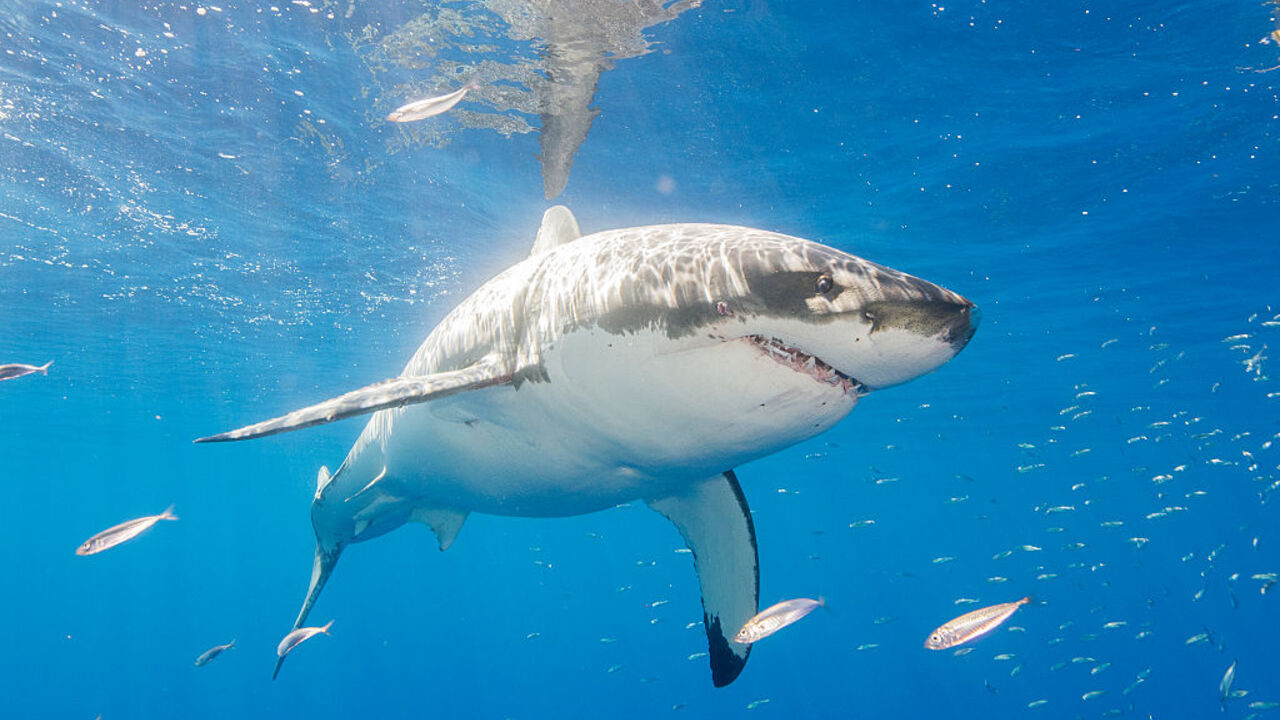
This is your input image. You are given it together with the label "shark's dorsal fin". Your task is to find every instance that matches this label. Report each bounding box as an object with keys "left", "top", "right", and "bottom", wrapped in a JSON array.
[
  {"left": 411, "top": 507, "right": 469, "bottom": 551},
  {"left": 647, "top": 470, "right": 758, "bottom": 687},
  {"left": 529, "top": 205, "right": 581, "bottom": 256},
  {"left": 195, "top": 360, "right": 512, "bottom": 443}
]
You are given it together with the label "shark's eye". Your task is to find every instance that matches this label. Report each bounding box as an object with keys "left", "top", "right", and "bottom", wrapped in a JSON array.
[{"left": 815, "top": 275, "right": 833, "bottom": 294}]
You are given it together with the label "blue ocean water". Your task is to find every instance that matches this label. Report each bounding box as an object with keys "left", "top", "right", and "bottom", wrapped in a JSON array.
[{"left": 1, "top": 0, "right": 1278, "bottom": 717}]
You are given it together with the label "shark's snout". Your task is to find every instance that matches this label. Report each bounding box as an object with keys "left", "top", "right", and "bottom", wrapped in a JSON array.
[{"left": 943, "top": 300, "right": 979, "bottom": 352}]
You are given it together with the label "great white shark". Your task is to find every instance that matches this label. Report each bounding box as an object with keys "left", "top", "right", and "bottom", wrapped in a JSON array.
[{"left": 196, "top": 206, "right": 978, "bottom": 685}]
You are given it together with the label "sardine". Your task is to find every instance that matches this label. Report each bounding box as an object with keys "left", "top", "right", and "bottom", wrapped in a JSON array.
[
  {"left": 76, "top": 506, "right": 177, "bottom": 556},
  {"left": 194, "top": 640, "right": 236, "bottom": 667},
  {"left": 277, "top": 620, "right": 333, "bottom": 659},
  {"left": 733, "top": 597, "right": 824, "bottom": 644},
  {"left": 386, "top": 83, "right": 477, "bottom": 123},
  {"left": 0, "top": 361, "right": 52, "bottom": 382},
  {"left": 924, "top": 596, "right": 1031, "bottom": 650}
]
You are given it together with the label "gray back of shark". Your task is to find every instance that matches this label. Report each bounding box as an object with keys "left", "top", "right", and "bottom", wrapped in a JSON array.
[{"left": 197, "top": 206, "right": 978, "bottom": 686}]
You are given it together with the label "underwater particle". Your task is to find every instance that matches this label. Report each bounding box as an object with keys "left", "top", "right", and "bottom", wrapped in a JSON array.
[
  {"left": 386, "top": 82, "right": 478, "bottom": 123},
  {"left": 687, "top": 652, "right": 706, "bottom": 660},
  {"left": 993, "top": 653, "right": 1015, "bottom": 661},
  {"left": 1082, "top": 690, "right": 1106, "bottom": 701},
  {"left": 746, "top": 699, "right": 770, "bottom": 710},
  {"left": 933, "top": 556, "right": 955, "bottom": 564},
  {"left": 848, "top": 519, "right": 876, "bottom": 528},
  {"left": 856, "top": 643, "right": 879, "bottom": 651},
  {"left": 733, "top": 598, "right": 824, "bottom": 645},
  {"left": 194, "top": 640, "right": 235, "bottom": 667},
  {"left": 925, "top": 597, "right": 1031, "bottom": 650},
  {"left": 0, "top": 360, "right": 52, "bottom": 381},
  {"left": 1027, "top": 699, "right": 1048, "bottom": 708},
  {"left": 277, "top": 620, "right": 332, "bottom": 660},
  {"left": 76, "top": 506, "right": 178, "bottom": 556},
  {"left": 1249, "top": 701, "right": 1280, "bottom": 710},
  {"left": 1103, "top": 621, "right": 1127, "bottom": 629},
  {"left": 1185, "top": 632, "right": 1210, "bottom": 645}
]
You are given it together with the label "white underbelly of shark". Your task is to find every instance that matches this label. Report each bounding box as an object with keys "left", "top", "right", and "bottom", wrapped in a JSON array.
[{"left": 378, "top": 328, "right": 858, "bottom": 517}]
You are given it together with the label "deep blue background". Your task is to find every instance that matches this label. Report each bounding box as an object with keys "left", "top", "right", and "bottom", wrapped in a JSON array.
[{"left": 1, "top": 1, "right": 1278, "bottom": 717}]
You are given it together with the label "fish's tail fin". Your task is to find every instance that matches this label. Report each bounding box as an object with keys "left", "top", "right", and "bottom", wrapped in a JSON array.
[
  {"left": 228, "top": 638, "right": 236, "bottom": 650},
  {"left": 38, "top": 361, "right": 52, "bottom": 375},
  {"left": 273, "top": 541, "right": 342, "bottom": 680},
  {"left": 320, "top": 620, "right": 334, "bottom": 635},
  {"left": 1019, "top": 595, "right": 1034, "bottom": 606},
  {"left": 160, "top": 505, "right": 179, "bottom": 521}
]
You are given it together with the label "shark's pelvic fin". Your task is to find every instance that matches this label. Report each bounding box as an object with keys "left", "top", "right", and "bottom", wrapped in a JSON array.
[
  {"left": 273, "top": 541, "right": 343, "bottom": 680},
  {"left": 647, "top": 470, "right": 759, "bottom": 687},
  {"left": 315, "top": 465, "right": 331, "bottom": 499},
  {"left": 195, "top": 361, "right": 513, "bottom": 443},
  {"left": 411, "top": 506, "right": 469, "bottom": 551},
  {"left": 529, "top": 205, "right": 581, "bottom": 256}
]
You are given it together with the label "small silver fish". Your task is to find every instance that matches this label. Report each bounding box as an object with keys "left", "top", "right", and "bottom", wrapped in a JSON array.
[
  {"left": 1221, "top": 659, "right": 1237, "bottom": 704},
  {"left": 0, "top": 361, "right": 52, "bottom": 381},
  {"left": 925, "top": 596, "right": 1031, "bottom": 650},
  {"left": 194, "top": 639, "right": 236, "bottom": 667},
  {"left": 76, "top": 506, "right": 177, "bottom": 556},
  {"left": 733, "top": 597, "right": 824, "bottom": 644},
  {"left": 386, "top": 82, "right": 477, "bottom": 123},
  {"left": 277, "top": 620, "right": 333, "bottom": 659}
]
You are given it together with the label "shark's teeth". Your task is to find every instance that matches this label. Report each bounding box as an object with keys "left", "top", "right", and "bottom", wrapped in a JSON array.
[{"left": 744, "top": 336, "right": 865, "bottom": 396}]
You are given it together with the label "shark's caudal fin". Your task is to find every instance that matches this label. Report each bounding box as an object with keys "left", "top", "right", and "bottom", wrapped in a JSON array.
[
  {"left": 648, "top": 470, "right": 759, "bottom": 687},
  {"left": 273, "top": 542, "right": 343, "bottom": 680},
  {"left": 195, "top": 361, "right": 512, "bottom": 443}
]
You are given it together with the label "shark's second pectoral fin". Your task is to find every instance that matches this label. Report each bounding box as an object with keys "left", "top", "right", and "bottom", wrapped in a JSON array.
[
  {"left": 273, "top": 541, "right": 342, "bottom": 680},
  {"left": 196, "top": 361, "right": 513, "bottom": 443},
  {"left": 647, "top": 470, "right": 759, "bottom": 687}
]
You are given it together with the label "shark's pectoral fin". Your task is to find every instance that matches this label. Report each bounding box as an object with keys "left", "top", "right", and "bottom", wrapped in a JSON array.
[
  {"left": 273, "top": 541, "right": 343, "bottom": 680},
  {"left": 411, "top": 506, "right": 468, "bottom": 551},
  {"left": 647, "top": 470, "right": 759, "bottom": 687},
  {"left": 196, "top": 361, "right": 513, "bottom": 443}
]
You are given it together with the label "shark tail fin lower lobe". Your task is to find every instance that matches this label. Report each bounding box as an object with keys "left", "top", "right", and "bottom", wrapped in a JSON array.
[{"left": 273, "top": 541, "right": 342, "bottom": 680}]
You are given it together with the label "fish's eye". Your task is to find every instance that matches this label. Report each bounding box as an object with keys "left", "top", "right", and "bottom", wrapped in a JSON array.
[{"left": 815, "top": 274, "right": 834, "bottom": 295}]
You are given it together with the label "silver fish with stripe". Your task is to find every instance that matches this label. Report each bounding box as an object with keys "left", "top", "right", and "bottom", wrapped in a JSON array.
[
  {"left": 0, "top": 361, "right": 52, "bottom": 381},
  {"left": 76, "top": 506, "right": 177, "bottom": 556},
  {"left": 194, "top": 640, "right": 236, "bottom": 667},
  {"left": 276, "top": 620, "right": 333, "bottom": 668},
  {"left": 733, "top": 597, "right": 825, "bottom": 644},
  {"left": 386, "top": 83, "right": 476, "bottom": 123},
  {"left": 925, "top": 596, "right": 1030, "bottom": 650}
]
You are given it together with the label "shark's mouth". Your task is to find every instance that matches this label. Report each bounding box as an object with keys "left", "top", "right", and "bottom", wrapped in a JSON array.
[{"left": 745, "top": 335, "right": 867, "bottom": 396}]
